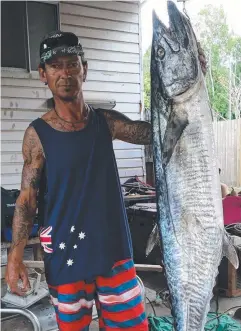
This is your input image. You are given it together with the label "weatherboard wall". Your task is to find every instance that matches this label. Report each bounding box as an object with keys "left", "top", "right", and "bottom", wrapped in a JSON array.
[{"left": 1, "top": 1, "right": 145, "bottom": 190}]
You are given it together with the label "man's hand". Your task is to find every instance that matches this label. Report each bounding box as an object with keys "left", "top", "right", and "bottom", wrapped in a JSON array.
[
  {"left": 197, "top": 42, "right": 207, "bottom": 76},
  {"left": 5, "top": 259, "right": 30, "bottom": 296}
]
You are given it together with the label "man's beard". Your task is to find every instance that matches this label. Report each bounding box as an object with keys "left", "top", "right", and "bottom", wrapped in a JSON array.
[{"left": 59, "top": 92, "right": 78, "bottom": 102}]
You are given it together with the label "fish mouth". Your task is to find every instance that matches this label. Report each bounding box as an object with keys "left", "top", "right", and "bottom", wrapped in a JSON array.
[
  {"left": 153, "top": 1, "right": 191, "bottom": 52},
  {"left": 166, "top": 80, "right": 190, "bottom": 93},
  {"left": 152, "top": 1, "right": 199, "bottom": 99},
  {"left": 167, "top": 0, "right": 190, "bottom": 50}
]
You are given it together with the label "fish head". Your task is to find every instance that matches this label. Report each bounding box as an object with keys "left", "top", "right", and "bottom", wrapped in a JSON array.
[{"left": 152, "top": 1, "right": 199, "bottom": 99}]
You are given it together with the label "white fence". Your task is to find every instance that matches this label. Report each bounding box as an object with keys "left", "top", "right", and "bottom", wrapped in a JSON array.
[{"left": 213, "top": 119, "right": 241, "bottom": 188}]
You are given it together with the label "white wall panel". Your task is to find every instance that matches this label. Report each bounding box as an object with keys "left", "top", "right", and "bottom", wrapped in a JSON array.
[{"left": 1, "top": 1, "right": 145, "bottom": 188}]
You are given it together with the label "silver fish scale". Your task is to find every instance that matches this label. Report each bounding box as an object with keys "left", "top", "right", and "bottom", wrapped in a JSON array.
[{"left": 159, "top": 80, "right": 224, "bottom": 330}]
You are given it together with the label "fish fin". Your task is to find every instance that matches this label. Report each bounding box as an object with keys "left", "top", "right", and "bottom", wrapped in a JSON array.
[
  {"left": 162, "top": 108, "right": 189, "bottom": 168},
  {"left": 223, "top": 230, "right": 239, "bottom": 269},
  {"left": 146, "top": 224, "right": 160, "bottom": 256},
  {"left": 230, "top": 235, "right": 241, "bottom": 251}
]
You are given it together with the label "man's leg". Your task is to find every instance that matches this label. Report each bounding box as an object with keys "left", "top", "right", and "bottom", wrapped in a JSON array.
[
  {"left": 94, "top": 292, "right": 106, "bottom": 331},
  {"left": 95, "top": 259, "right": 148, "bottom": 330},
  {"left": 48, "top": 279, "right": 95, "bottom": 331}
]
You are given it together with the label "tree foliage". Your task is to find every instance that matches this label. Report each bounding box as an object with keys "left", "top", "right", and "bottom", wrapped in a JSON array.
[
  {"left": 197, "top": 5, "right": 241, "bottom": 119},
  {"left": 143, "top": 46, "right": 151, "bottom": 110}
]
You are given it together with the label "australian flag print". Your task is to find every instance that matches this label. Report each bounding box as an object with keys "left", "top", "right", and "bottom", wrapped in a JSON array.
[{"left": 40, "top": 226, "right": 53, "bottom": 253}]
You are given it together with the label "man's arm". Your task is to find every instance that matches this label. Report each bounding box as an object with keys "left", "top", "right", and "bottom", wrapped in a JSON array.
[
  {"left": 10, "top": 126, "right": 44, "bottom": 255},
  {"left": 103, "top": 109, "right": 152, "bottom": 145},
  {"left": 6, "top": 126, "right": 44, "bottom": 295}
]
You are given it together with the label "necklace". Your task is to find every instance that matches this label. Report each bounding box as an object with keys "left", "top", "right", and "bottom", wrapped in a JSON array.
[{"left": 54, "top": 104, "right": 90, "bottom": 125}]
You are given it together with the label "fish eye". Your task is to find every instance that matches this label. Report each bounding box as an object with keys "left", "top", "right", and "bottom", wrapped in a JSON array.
[{"left": 157, "top": 47, "right": 165, "bottom": 59}]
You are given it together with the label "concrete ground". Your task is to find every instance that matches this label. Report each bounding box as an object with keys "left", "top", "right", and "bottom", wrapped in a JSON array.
[{"left": 89, "top": 271, "right": 241, "bottom": 330}]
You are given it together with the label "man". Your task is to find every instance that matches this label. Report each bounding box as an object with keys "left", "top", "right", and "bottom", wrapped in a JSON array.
[{"left": 6, "top": 31, "right": 207, "bottom": 331}]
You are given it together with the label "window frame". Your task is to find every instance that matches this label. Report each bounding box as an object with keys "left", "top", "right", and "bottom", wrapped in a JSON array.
[{"left": 1, "top": 0, "right": 60, "bottom": 73}]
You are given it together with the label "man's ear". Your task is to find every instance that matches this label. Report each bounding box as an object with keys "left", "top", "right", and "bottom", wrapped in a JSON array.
[
  {"left": 83, "top": 62, "right": 88, "bottom": 82},
  {"left": 38, "top": 65, "right": 48, "bottom": 85}
]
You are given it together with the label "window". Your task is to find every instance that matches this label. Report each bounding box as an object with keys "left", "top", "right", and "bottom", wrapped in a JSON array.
[{"left": 1, "top": 1, "right": 59, "bottom": 71}]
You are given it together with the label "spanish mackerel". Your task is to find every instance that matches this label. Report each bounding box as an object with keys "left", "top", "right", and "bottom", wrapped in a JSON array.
[{"left": 149, "top": 2, "right": 239, "bottom": 330}]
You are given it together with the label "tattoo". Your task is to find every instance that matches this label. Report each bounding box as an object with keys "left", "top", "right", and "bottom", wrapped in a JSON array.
[
  {"left": 41, "top": 108, "right": 152, "bottom": 143},
  {"left": 102, "top": 109, "right": 152, "bottom": 145},
  {"left": 43, "top": 109, "right": 89, "bottom": 132},
  {"left": 9, "top": 202, "right": 34, "bottom": 253},
  {"left": 21, "top": 127, "right": 44, "bottom": 190},
  {"left": 21, "top": 167, "right": 42, "bottom": 190},
  {"left": 10, "top": 127, "right": 44, "bottom": 255}
]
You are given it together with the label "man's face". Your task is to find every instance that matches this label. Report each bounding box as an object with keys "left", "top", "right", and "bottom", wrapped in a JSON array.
[{"left": 39, "top": 55, "right": 87, "bottom": 101}]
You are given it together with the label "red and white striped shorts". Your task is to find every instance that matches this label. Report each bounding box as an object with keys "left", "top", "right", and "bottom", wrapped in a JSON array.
[{"left": 48, "top": 259, "right": 148, "bottom": 331}]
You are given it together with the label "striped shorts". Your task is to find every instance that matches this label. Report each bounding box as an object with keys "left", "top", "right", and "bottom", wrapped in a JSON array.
[{"left": 48, "top": 259, "right": 148, "bottom": 331}]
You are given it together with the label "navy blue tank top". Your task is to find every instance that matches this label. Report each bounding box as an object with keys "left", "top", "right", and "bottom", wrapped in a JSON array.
[{"left": 30, "top": 108, "right": 133, "bottom": 286}]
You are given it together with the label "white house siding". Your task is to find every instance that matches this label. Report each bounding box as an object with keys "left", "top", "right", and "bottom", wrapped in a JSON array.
[{"left": 1, "top": 1, "right": 145, "bottom": 190}]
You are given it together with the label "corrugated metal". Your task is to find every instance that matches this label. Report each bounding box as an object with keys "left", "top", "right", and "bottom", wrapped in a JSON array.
[
  {"left": 1, "top": 1, "right": 144, "bottom": 189},
  {"left": 213, "top": 119, "right": 241, "bottom": 188}
]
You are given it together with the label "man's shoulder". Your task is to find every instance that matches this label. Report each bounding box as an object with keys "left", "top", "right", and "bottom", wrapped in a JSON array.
[
  {"left": 93, "top": 107, "right": 109, "bottom": 116},
  {"left": 41, "top": 109, "right": 54, "bottom": 121},
  {"left": 22, "top": 125, "right": 45, "bottom": 156},
  {"left": 92, "top": 107, "right": 111, "bottom": 124},
  {"left": 27, "top": 110, "right": 53, "bottom": 129}
]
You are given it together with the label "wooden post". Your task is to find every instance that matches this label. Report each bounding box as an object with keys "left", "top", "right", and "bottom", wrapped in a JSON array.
[
  {"left": 146, "top": 162, "right": 155, "bottom": 187},
  {"left": 227, "top": 261, "right": 241, "bottom": 297}
]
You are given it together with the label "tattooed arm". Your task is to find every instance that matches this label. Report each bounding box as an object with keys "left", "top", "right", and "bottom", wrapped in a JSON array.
[
  {"left": 5, "top": 126, "right": 44, "bottom": 295},
  {"left": 102, "top": 109, "right": 152, "bottom": 145}
]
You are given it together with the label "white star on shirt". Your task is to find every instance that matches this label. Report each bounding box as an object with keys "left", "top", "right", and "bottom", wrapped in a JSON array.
[
  {"left": 73, "top": 244, "right": 78, "bottom": 249},
  {"left": 59, "top": 242, "right": 66, "bottom": 250},
  {"left": 70, "top": 226, "right": 75, "bottom": 233},
  {"left": 67, "top": 259, "right": 74, "bottom": 266},
  {"left": 78, "top": 232, "right": 86, "bottom": 240}
]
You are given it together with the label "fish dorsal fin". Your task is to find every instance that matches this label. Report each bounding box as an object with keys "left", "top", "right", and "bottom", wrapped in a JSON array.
[
  {"left": 223, "top": 230, "right": 239, "bottom": 269},
  {"left": 162, "top": 107, "right": 189, "bottom": 168}
]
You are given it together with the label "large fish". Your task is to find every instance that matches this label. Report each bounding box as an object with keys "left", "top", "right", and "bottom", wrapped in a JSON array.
[{"left": 149, "top": 1, "right": 239, "bottom": 330}]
